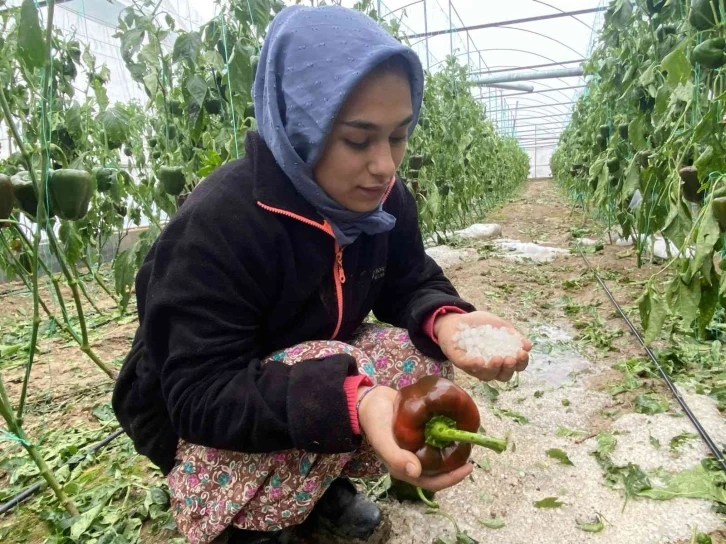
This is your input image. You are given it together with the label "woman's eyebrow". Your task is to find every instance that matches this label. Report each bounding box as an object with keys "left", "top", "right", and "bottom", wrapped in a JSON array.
[{"left": 341, "top": 114, "right": 414, "bottom": 131}]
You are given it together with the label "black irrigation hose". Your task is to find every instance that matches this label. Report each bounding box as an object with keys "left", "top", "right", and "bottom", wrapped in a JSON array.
[
  {"left": 577, "top": 246, "right": 726, "bottom": 473},
  {"left": 0, "top": 428, "right": 125, "bottom": 515}
]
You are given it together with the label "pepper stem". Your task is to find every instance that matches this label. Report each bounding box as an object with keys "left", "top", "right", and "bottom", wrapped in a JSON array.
[
  {"left": 416, "top": 486, "right": 439, "bottom": 509},
  {"left": 425, "top": 415, "right": 507, "bottom": 453}
]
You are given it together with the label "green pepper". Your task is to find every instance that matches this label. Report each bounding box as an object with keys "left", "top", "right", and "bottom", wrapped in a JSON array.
[
  {"left": 11, "top": 171, "right": 42, "bottom": 219},
  {"left": 49, "top": 169, "right": 94, "bottom": 221},
  {"left": 93, "top": 167, "right": 118, "bottom": 193},
  {"left": 656, "top": 24, "right": 677, "bottom": 42},
  {"left": 692, "top": 38, "right": 726, "bottom": 69},
  {"left": 618, "top": 123, "right": 629, "bottom": 140},
  {"left": 647, "top": 0, "right": 667, "bottom": 14},
  {"left": 596, "top": 134, "right": 607, "bottom": 150},
  {"left": 152, "top": 150, "right": 162, "bottom": 160},
  {"left": 713, "top": 197, "right": 726, "bottom": 231},
  {"left": 679, "top": 166, "right": 703, "bottom": 203},
  {"left": 393, "top": 376, "right": 506, "bottom": 476},
  {"left": 244, "top": 102, "right": 255, "bottom": 120},
  {"left": 169, "top": 100, "right": 184, "bottom": 116},
  {"left": 408, "top": 155, "right": 425, "bottom": 170},
  {"left": 637, "top": 151, "right": 650, "bottom": 168},
  {"left": 167, "top": 125, "right": 178, "bottom": 140},
  {"left": 0, "top": 174, "right": 12, "bottom": 226},
  {"left": 598, "top": 125, "right": 610, "bottom": 139},
  {"left": 149, "top": 138, "right": 158, "bottom": 148},
  {"left": 204, "top": 98, "right": 222, "bottom": 115},
  {"left": 159, "top": 166, "right": 186, "bottom": 196},
  {"left": 607, "top": 158, "right": 620, "bottom": 173},
  {"left": 690, "top": 0, "right": 721, "bottom": 30}
]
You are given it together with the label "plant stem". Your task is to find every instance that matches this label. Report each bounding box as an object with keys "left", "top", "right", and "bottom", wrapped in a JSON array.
[
  {"left": 426, "top": 418, "right": 507, "bottom": 453},
  {"left": 69, "top": 258, "right": 104, "bottom": 315},
  {"left": 46, "top": 230, "right": 117, "bottom": 380},
  {"left": 0, "top": 374, "right": 79, "bottom": 516},
  {"left": 0, "top": 234, "right": 60, "bottom": 328},
  {"left": 83, "top": 255, "right": 117, "bottom": 301},
  {"left": 416, "top": 486, "right": 439, "bottom": 509}
]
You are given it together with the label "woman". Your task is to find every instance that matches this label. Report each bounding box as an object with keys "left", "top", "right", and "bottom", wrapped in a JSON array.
[{"left": 113, "top": 5, "right": 531, "bottom": 544}]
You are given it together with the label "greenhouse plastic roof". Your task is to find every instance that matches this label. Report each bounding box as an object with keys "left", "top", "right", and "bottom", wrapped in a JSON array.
[{"left": 16, "top": 0, "right": 604, "bottom": 151}]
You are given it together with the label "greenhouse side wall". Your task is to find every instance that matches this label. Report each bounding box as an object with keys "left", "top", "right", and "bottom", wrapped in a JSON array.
[{"left": 526, "top": 146, "right": 555, "bottom": 179}]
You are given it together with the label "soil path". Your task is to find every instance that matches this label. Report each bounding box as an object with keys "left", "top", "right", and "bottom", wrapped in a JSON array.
[{"left": 383, "top": 178, "right": 726, "bottom": 544}]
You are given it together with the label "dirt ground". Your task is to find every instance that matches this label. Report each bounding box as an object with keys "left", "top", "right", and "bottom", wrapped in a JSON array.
[{"left": 1, "top": 178, "right": 724, "bottom": 543}]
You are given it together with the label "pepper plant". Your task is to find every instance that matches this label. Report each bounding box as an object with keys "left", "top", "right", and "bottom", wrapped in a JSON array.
[{"left": 551, "top": 0, "right": 726, "bottom": 343}]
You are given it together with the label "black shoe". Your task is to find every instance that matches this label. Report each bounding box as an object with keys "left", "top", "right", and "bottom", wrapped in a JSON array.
[
  {"left": 225, "top": 527, "right": 296, "bottom": 544},
  {"left": 309, "top": 478, "right": 383, "bottom": 541}
]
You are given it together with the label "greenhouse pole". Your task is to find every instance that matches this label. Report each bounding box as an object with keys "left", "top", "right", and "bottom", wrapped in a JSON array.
[
  {"left": 449, "top": 0, "right": 453, "bottom": 57},
  {"left": 532, "top": 125, "right": 537, "bottom": 179},
  {"left": 423, "top": 0, "right": 430, "bottom": 71}
]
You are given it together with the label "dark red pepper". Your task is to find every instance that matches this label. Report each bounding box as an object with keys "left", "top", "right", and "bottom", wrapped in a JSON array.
[{"left": 393, "top": 376, "right": 506, "bottom": 476}]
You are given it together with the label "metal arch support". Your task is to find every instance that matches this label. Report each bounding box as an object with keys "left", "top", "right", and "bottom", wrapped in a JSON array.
[
  {"left": 401, "top": 7, "right": 607, "bottom": 39},
  {"left": 470, "top": 59, "right": 585, "bottom": 76},
  {"left": 530, "top": 0, "right": 595, "bottom": 31},
  {"left": 473, "top": 67, "right": 584, "bottom": 86},
  {"left": 484, "top": 83, "right": 535, "bottom": 92},
  {"left": 495, "top": 25, "right": 584, "bottom": 58}
]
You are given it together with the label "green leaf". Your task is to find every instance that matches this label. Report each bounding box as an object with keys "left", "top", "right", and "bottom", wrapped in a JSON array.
[
  {"left": 534, "top": 497, "right": 564, "bottom": 508},
  {"left": 634, "top": 393, "right": 670, "bottom": 414},
  {"left": 661, "top": 44, "right": 690, "bottom": 87},
  {"left": 636, "top": 462, "right": 726, "bottom": 504},
  {"left": 698, "top": 269, "right": 720, "bottom": 336},
  {"left": 556, "top": 426, "right": 587, "bottom": 438},
  {"left": 690, "top": 211, "right": 720, "bottom": 279},
  {"left": 492, "top": 407, "right": 528, "bottom": 424},
  {"left": 639, "top": 63, "right": 657, "bottom": 87},
  {"left": 228, "top": 42, "right": 256, "bottom": 99},
  {"left": 666, "top": 275, "right": 701, "bottom": 327},
  {"left": 612, "top": 0, "right": 633, "bottom": 29},
  {"left": 172, "top": 31, "right": 203, "bottom": 65},
  {"left": 669, "top": 431, "right": 698, "bottom": 452},
  {"left": 546, "top": 448, "right": 574, "bottom": 466},
  {"left": 93, "top": 79, "right": 109, "bottom": 112},
  {"left": 96, "top": 104, "right": 131, "bottom": 143},
  {"left": 186, "top": 75, "right": 208, "bottom": 108},
  {"left": 628, "top": 117, "right": 648, "bottom": 151},
  {"left": 71, "top": 502, "right": 105, "bottom": 539},
  {"left": 649, "top": 433, "right": 661, "bottom": 449},
  {"left": 120, "top": 28, "right": 145, "bottom": 63},
  {"left": 18, "top": 0, "right": 46, "bottom": 71},
  {"left": 65, "top": 102, "right": 83, "bottom": 141},
  {"left": 479, "top": 518, "right": 505, "bottom": 529},
  {"left": 476, "top": 382, "right": 499, "bottom": 402},
  {"left": 91, "top": 402, "right": 116, "bottom": 423},
  {"left": 622, "top": 158, "right": 641, "bottom": 203},
  {"left": 114, "top": 248, "right": 137, "bottom": 313},
  {"left": 576, "top": 516, "right": 604, "bottom": 533},
  {"left": 694, "top": 104, "right": 717, "bottom": 143},
  {"left": 640, "top": 286, "right": 668, "bottom": 344}
]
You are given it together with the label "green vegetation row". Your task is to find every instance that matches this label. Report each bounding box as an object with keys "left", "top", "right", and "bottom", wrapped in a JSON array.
[{"left": 552, "top": 0, "right": 726, "bottom": 346}]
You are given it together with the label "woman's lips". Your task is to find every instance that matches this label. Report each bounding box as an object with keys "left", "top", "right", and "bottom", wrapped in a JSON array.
[{"left": 357, "top": 185, "right": 387, "bottom": 198}]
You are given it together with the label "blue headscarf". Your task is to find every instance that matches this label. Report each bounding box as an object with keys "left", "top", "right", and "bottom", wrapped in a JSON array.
[{"left": 253, "top": 5, "right": 424, "bottom": 246}]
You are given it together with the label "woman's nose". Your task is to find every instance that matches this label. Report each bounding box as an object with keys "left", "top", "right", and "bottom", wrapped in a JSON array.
[{"left": 368, "top": 143, "right": 396, "bottom": 179}]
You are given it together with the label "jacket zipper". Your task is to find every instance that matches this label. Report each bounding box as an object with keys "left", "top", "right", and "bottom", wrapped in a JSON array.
[{"left": 257, "top": 201, "right": 346, "bottom": 339}]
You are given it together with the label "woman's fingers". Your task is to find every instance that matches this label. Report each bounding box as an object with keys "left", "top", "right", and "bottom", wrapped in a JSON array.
[
  {"left": 515, "top": 349, "right": 530, "bottom": 371},
  {"left": 414, "top": 462, "right": 473, "bottom": 492}
]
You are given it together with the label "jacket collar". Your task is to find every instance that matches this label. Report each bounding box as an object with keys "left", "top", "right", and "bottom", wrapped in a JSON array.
[{"left": 247, "top": 131, "right": 326, "bottom": 225}]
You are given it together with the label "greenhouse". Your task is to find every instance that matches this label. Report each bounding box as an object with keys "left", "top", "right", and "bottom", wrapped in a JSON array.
[{"left": 0, "top": 1, "right": 724, "bottom": 543}]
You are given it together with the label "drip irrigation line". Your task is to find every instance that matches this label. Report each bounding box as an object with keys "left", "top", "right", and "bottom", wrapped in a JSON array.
[
  {"left": 0, "top": 428, "right": 125, "bottom": 515},
  {"left": 576, "top": 246, "right": 726, "bottom": 473}
]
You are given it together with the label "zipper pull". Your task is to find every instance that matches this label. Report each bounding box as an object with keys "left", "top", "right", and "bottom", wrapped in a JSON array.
[{"left": 336, "top": 250, "right": 346, "bottom": 284}]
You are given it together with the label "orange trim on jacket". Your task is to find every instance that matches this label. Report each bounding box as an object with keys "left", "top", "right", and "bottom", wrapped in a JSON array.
[{"left": 257, "top": 176, "right": 396, "bottom": 340}]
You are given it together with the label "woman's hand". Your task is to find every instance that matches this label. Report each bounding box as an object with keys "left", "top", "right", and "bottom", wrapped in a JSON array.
[
  {"left": 434, "top": 310, "right": 532, "bottom": 382},
  {"left": 357, "top": 385, "right": 473, "bottom": 492}
]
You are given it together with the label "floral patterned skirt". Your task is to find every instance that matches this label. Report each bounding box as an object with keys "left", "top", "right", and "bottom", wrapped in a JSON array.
[{"left": 167, "top": 324, "right": 453, "bottom": 544}]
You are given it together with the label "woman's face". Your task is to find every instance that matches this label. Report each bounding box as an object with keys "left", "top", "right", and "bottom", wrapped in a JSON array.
[{"left": 313, "top": 68, "right": 413, "bottom": 212}]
